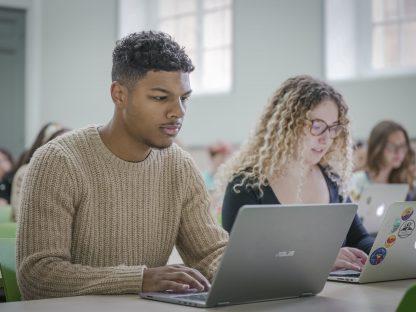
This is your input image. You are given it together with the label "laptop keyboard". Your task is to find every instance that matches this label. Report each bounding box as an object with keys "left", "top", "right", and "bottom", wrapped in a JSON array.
[
  {"left": 330, "top": 269, "right": 361, "bottom": 277},
  {"left": 175, "top": 293, "right": 208, "bottom": 301}
]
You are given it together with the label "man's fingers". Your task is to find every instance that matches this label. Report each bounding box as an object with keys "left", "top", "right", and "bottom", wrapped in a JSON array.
[
  {"left": 159, "top": 280, "right": 192, "bottom": 293},
  {"left": 166, "top": 272, "right": 205, "bottom": 291},
  {"left": 183, "top": 268, "right": 211, "bottom": 291},
  {"left": 168, "top": 265, "right": 210, "bottom": 291}
]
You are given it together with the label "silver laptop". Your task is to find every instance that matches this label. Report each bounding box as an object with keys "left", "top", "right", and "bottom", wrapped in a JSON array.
[
  {"left": 357, "top": 184, "right": 408, "bottom": 234},
  {"left": 329, "top": 201, "right": 416, "bottom": 283},
  {"left": 140, "top": 203, "right": 357, "bottom": 308}
]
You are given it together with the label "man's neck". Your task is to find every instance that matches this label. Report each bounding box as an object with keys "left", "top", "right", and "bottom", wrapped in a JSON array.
[{"left": 98, "top": 120, "right": 151, "bottom": 162}]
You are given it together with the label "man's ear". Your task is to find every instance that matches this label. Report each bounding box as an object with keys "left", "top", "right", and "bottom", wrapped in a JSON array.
[{"left": 110, "top": 81, "right": 128, "bottom": 109}]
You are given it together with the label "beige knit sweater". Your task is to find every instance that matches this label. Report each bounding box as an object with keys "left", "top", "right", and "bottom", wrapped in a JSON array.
[{"left": 16, "top": 126, "right": 228, "bottom": 300}]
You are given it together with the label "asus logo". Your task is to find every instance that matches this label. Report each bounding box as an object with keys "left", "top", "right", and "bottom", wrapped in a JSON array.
[{"left": 275, "top": 251, "right": 295, "bottom": 258}]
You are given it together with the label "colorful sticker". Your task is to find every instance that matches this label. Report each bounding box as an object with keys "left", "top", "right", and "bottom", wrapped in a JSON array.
[
  {"left": 401, "top": 207, "right": 414, "bottom": 221},
  {"left": 391, "top": 218, "right": 402, "bottom": 233},
  {"left": 398, "top": 220, "right": 415, "bottom": 238},
  {"left": 384, "top": 234, "right": 397, "bottom": 248},
  {"left": 370, "top": 247, "right": 387, "bottom": 265}
]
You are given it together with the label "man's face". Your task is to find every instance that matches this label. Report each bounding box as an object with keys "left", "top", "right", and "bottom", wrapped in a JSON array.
[{"left": 117, "top": 70, "right": 191, "bottom": 149}]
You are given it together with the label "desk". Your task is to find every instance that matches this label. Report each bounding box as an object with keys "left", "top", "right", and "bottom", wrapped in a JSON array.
[{"left": 1, "top": 280, "right": 414, "bottom": 311}]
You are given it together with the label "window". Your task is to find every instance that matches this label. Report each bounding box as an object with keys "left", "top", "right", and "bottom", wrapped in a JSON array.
[
  {"left": 118, "top": 0, "right": 233, "bottom": 94},
  {"left": 155, "top": 0, "right": 233, "bottom": 94},
  {"left": 325, "top": 0, "right": 416, "bottom": 80},
  {"left": 372, "top": 0, "right": 416, "bottom": 69}
]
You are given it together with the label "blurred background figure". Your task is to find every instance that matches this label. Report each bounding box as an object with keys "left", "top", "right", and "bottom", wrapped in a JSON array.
[
  {"left": 203, "top": 142, "right": 233, "bottom": 223},
  {"left": 0, "top": 148, "right": 14, "bottom": 205},
  {"left": 350, "top": 120, "right": 414, "bottom": 202},
  {"left": 9, "top": 122, "right": 69, "bottom": 221},
  {"left": 352, "top": 140, "right": 367, "bottom": 172},
  {"left": 0, "top": 148, "right": 14, "bottom": 181}
]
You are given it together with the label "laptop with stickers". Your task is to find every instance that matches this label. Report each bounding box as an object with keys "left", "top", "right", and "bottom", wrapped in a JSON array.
[
  {"left": 140, "top": 204, "right": 357, "bottom": 308},
  {"left": 356, "top": 184, "right": 408, "bottom": 234},
  {"left": 329, "top": 201, "right": 416, "bottom": 283}
]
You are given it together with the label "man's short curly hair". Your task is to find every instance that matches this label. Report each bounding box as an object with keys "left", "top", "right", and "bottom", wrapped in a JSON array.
[{"left": 111, "top": 31, "right": 194, "bottom": 87}]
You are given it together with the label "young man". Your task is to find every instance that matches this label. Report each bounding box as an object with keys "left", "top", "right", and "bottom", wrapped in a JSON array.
[{"left": 17, "top": 31, "right": 228, "bottom": 300}]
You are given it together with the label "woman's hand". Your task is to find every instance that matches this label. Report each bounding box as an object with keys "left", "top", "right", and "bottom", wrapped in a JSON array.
[{"left": 332, "top": 247, "right": 367, "bottom": 271}]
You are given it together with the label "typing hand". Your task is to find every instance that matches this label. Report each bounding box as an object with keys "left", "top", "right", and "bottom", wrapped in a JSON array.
[
  {"left": 332, "top": 247, "right": 367, "bottom": 272},
  {"left": 142, "top": 264, "right": 211, "bottom": 293}
]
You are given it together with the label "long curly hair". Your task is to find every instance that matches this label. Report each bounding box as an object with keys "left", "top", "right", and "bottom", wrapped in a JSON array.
[
  {"left": 366, "top": 120, "right": 414, "bottom": 189},
  {"left": 216, "top": 75, "right": 353, "bottom": 201}
]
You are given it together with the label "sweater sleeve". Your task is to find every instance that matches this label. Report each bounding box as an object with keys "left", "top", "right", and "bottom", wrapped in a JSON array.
[
  {"left": 221, "top": 175, "right": 259, "bottom": 233},
  {"left": 16, "top": 143, "right": 146, "bottom": 300},
  {"left": 175, "top": 156, "right": 229, "bottom": 281}
]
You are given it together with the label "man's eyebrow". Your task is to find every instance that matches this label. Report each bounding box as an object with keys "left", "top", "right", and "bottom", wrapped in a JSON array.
[
  {"left": 149, "top": 87, "right": 170, "bottom": 94},
  {"left": 182, "top": 90, "right": 192, "bottom": 96}
]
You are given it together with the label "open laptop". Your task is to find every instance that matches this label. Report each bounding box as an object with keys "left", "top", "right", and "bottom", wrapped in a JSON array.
[
  {"left": 329, "top": 201, "right": 416, "bottom": 283},
  {"left": 357, "top": 184, "right": 408, "bottom": 234},
  {"left": 140, "top": 203, "right": 357, "bottom": 308}
]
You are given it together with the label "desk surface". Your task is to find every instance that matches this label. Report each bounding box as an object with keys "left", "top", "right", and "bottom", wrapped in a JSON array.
[{"left": 1, "top": 279, "right": 414, "bottom": 311}]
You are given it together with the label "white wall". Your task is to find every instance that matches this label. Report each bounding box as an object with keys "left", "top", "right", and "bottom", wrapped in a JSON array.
[
  {"left": 9, "top": 0, "right": 416, "bottom": 146},
  {"left": 179, "top": 0, "right": 416, "bottom": 145},
  {"left": 39, "top": 0, "right": 117, "bottom": 132},
  {"left": 334, "top": 75, "right": 416, "bottom": 141},
  {"left": 179, "top": 0, "right": 325, "bottom": 145}
]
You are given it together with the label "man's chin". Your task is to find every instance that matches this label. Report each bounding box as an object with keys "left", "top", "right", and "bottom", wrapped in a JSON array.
[{"left": 148, "top": 139, "right": 174, "bottom": 150}]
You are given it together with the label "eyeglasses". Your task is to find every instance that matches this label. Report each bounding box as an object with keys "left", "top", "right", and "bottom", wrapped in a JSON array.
[
  {"left": 307, "top": 119, "right": 345, "bottom": 139},
  {"left": 385, "top": 142, "right": 408, "bottom": 154}
]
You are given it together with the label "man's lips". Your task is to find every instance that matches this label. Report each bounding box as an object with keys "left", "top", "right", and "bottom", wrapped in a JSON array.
[{"left": 160, "top": 124, "right": 181, "bottom": 136}]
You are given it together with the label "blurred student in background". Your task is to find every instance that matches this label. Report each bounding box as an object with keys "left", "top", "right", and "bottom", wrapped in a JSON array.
[
  {"left": 11, "top": 122, "right": 69, "bottom": 221},
  {"left": 352, "top": 140, "right": 367, "bottom": 172},
  {"left": 203, "top": 141, "right": 232, "bottom": 223},
  {"left": 0, "top": 147, "right": 14, "bottom": 205},
  {"left": 349, "top": 120, "right": 414, "bottom": 202}
]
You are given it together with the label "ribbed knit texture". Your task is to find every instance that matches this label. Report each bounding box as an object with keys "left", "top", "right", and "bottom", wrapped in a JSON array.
[{"left": 16, "top": 126, "right": 228, "bottom": 300}]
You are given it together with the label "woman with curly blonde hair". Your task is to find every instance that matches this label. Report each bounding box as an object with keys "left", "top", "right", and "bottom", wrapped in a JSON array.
[{"left": 218, "top": 75, "right": 374, "bottom": 272}]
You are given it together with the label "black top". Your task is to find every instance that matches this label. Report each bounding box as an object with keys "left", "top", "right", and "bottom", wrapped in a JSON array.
[{"left": 222, "top": 166, "right": 375, "bottom": 254}]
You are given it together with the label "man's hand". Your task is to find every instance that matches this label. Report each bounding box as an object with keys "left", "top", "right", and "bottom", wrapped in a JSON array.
[
  {"left": 332, "top": 247, "right": 367, "bottom": 271},
  {"left": 142, "top": 264, "right": 211, "bottom": 293}
]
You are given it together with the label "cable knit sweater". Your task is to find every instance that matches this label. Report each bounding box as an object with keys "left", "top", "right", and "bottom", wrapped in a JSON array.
[{"left": 16, "top": 126, "right": 228, "bottom": 300}]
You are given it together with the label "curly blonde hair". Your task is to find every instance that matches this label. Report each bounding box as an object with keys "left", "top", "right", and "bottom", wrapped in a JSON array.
[{"left": 216, "top": 75, "right": 353, "bottom": 201}]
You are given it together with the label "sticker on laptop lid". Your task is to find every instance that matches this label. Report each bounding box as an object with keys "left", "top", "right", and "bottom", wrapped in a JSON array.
[
  {"left": 401, "top": 207, "right": 414, "bottom": 221},
  {"left": 384, "top": 234, "right": 396, "bottom": 248},
  {"left": 370, "top": 247, "right": 387, "bottom": 265},
  {"left": 398, "top": 220, "right": 415, "bottom": 238},
  {"left": 391, "top": 218, "right": 402, "bottom": 233}
]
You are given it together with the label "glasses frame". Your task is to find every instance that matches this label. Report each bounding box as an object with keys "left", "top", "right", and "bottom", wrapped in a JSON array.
[{"left": 307, "top": 118, "right": 345, "bottom": 139}]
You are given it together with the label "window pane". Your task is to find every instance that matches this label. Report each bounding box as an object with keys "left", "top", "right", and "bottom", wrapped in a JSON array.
[
  {"left": 203, "top": 9, "right": 232, "bottom": 49},
  {"left": 159, "top": 0, "right": 196, "bottom": 18},
  {"left": 383, "top": 0, "right": 399, "bottom": 20},
  {"left": 176, "top": 0, "right": 197, "bottom": 15},
  {"left": 402, "top": 21, "right": 416, "bottom": 66},
  {"left": 373, "top": 25, "right": 384, "bottom": 68},
  {"left": 401, "top": 0, "right": 416, "bottom": 18},
  {"left": 373, "top": 0, "right": 384, "bottom": 22},
  {"left": 159, "top": 16, "right": 197, "bottom": 52},
  {"left": 373, "top": 24, "right": 400, "bottom": 68},
  {"left": 159, "top": 19, "right": 176, "bottom": 36},
  {"left": 202, "top": 48, "right": 231, "bottom": 91},
  {"left": 204, "top": 0, "right": 232, "bottom": 10}
]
